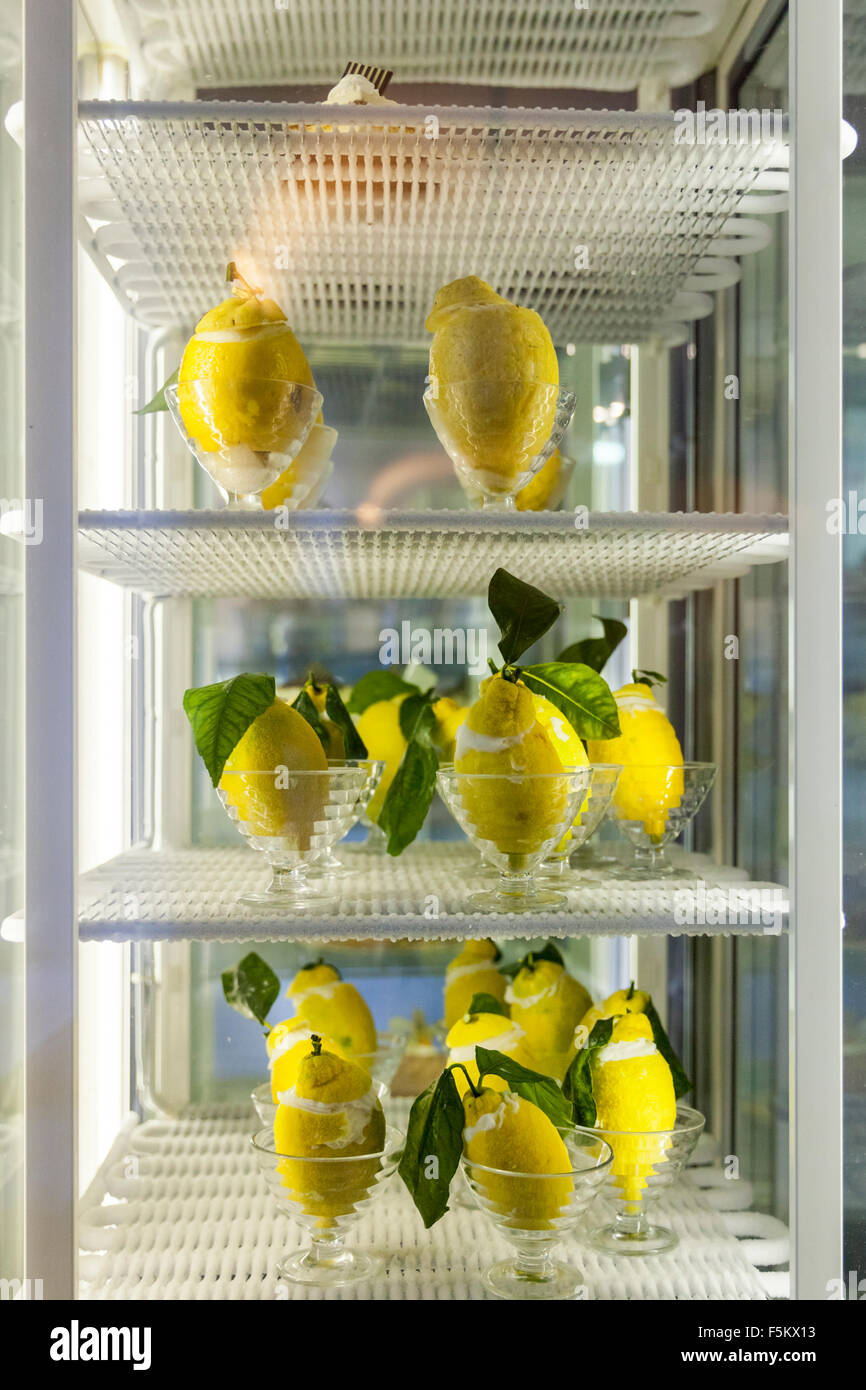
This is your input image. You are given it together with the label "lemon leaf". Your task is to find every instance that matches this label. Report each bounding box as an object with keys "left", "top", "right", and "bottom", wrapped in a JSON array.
[
  {"left": 183, "top": 672, "right": 275, "bottom": 787},
  {"left": 323, "top": 684, "right": 368, "bottom": 758},
  {"left": 632, "top": 668, "right": 667, "bottom": 688},
  {"left": 134, "top": 365, "right": 179, "bottom": 415},
  {"left": 563, "top": 1016, "right": 614, "bottom": 1126},
  {"left": 397, "top": 1066, "right": 464, "bottom": 1228},
  {"left": 345, "top": 670, "right": 419, "bottom": 714},
  {"left": 291, "top": 688, "right": 329, "bottom": 751},
  {"left": 378, "top": 732, "right": 439, "bottom": 856},
  {"left": 398, "top": 691, "right": 436, "bottom": 742},
  {"left": 643, "top": 998, "right": 692, "bottom": 1099},
  {"left": 221, "top": 951, "right": 279, "bottom": 1029},
  {"left": 557, "top": 616, "right": 628, "bottom": 674},
  {"left": 514, "top": 941, "right": 565, "bottom": 973},
  {"left": 520, "top": 661, "right": 621, "bottom": 741},
  {"left": 489, "top": 568, "right": 563, "bottom": 665},
  {"left": 467, "top": 992, "right": 508, "bottom": 1018},
  {"left": 475, "top": 1047, "right": 574, "bottom": 1130}
]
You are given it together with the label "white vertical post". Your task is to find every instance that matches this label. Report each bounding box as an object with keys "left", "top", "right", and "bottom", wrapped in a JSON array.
[
  {"left": 24, "top": 0, "right": 78, "bottom": 1298},
  {"left": 789, "top": 0, "right": 843, "bottom": 1299}
]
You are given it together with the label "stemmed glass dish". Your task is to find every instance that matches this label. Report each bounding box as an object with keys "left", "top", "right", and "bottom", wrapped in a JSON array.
[
  {"left": 166, "top": 378, "right": 323, "bottom": 509},
  {"left": 251, "top": 1123, "right": 403, "bottom": 1287},
  {"left": 423, "top": 377, "right": 576, "bottom": 510},
  {"left": 589, "top": 1105, "right": 705, "bottom": 1256},
  {"left": 436, "top": 766, "right": 592, "bottom": 912},
  {"left": 305, "top": 759, "right": 384, "bottom": 876},
  {"left": 217, "top": 761, "right": 370, "bottom": 908},
  {"left": 461, "top": 1126, "right": 613, "bottom": 1300},
  {"left": 606, "top": 762, "right": 718, "bottom": 879},
  {"left": 539, "top": 764, "right": 623, "bottom": 877}
]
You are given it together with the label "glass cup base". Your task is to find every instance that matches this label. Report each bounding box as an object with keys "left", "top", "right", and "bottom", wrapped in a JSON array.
[
  {"left": 466, "top": 886, "right": 568, "bottom": 913},
  {"left": 277, "top": 1248, "right": 381, "bottom": 1287},
  {"left": 483, "top": 1258, "right": 582, "bottom": 1300},
  {"left": 589, "top": 1221, "right": 678, "bottom": 1256},
  {"left": 237, "top": 886, "right": 336, "bottom": 910}
]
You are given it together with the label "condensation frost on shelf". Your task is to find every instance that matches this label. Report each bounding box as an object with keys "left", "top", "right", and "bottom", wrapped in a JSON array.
[
  {"left": 76, "top": 509, "right": 789, "bottom": 600},
  {"left": 75, "top": 844, "right": 789, "bottom": 943},
  {"left": 78, "top": 1106, "right": 789, "bottom": 1300},
  {"left": 117, "top": 0, "right": 731, "bottom": 95},
  {"left": 77, "top": 101, "right": 787, "bottom": 342}
]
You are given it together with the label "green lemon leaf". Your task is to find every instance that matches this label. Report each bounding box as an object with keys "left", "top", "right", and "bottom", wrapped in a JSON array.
[
  {"left": 520, "top": 661, "right": 620, "bottom": 741},
  {"left": 466, "top": 992, "right": 508, "bottom": 1018},
  {"left": 221, "top": 951, "right": 280, "bottom": 1029},
  {"left": 134, "top": 365, "right": 179, "bottom": 415},
  {"left": 488, "top": 568, "right": 563, "bottom": 665},
  {"left": 183, "top": 672, "right": 275, "bottom": 787},
  {"left": 557, "top": 617, "right": 628, "bottom": 674},
  {"left": 502, "top": 940, "right": 565, "bottom": 975},
  {"left": 398, "top": 1066, "right": 464, "bottom": 1228},
  {"left": 291, "top": 687, "right": 329, "bottom": 751},
  {"left": 562, "top": 1016, "right": 615, "bottom": 1126},
  {"left": 631, "top": 668, "right": 667, "bottom": 688},
  {"left": 378, "top": 731, "right": 439, "bottom": 856},
  {"left": 474, "top": 1047, "right": 574, "bottom": 1130},
  {"left": 323, "top": 684, "right": 368, "bottom": 758},
  {"left": 398, "top": 690, "right": 436, "bottom": 742},
  {"left": 345, "top": 670, "right": 419, "bottom": 714},
  {"left": 644, "top": 997, "right": 692, "bottom": 1099}
]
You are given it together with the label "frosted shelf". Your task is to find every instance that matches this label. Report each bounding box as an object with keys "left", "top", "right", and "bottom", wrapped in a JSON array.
[
  {"left": 75, "top": 845, "right": 788, "bottom": 943},
  {"left": 79, "top": 1105, "right": 789, "bottom": 1300},
  {"left": 77, "top": 101, "right": 787, "bottom": 342},
  {"left": 77, "top": 510, "right": 789, "bottom": 600},
  {"left": 120, "top": 0, "right": 733, "bottom": 95}
]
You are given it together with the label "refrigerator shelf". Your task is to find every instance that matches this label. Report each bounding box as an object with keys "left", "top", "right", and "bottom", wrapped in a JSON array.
[
  {"left": 75, "top": 845, "right": 788, "bottom": 943},
  {"left": 77, "top": 509, "right": 788, "bottom": 599},
  {"left": 78, "top": 1105, "right": 788, "bottom": 1300},
  {"left": 119, "top": 0, "right": 731, "bottom": 96},
  {"left": 77, "top": 100, "right": 787, "bottom": 342}
]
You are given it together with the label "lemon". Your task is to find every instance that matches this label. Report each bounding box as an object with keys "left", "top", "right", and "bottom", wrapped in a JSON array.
[
  {"left": 531, "top": 691, "right": 591, "bottom": 848},
  {"left": 275, "top": 1038, "right": 386, "bottom": 1222},
  {"left": 354, "top": 694, "right": 409, "bottom": 823},
  {"left": 426, "top": 276, "right": 559, "bottom": 488},
  {"left": 259, "top": 418, "right": 335, "bottom": 510},
  {"left": 591, "top": 1013, "right": 676, "bottom": 1203},
  {"left": 297, "top": 678, "right": 345, "bottom": 759},
  {"left": 515, "top": 449, "right": 564, "bottom": 511},
  {"left": 219, "top": 698, "right": 328, "bottom": 846},
  {"left": 446, "top": 1011, "right": 537, "bottom": 1095},
  {"left": 178, "top": 262, "right": 316, "bottom": 454},
  {"left": 454, "top": 674, "right": 567, "bottom": 860},
  {"left": 579, "top": 985, "right": 651, "bottom": 1038},
  {"left": 506, "top": 958, "right": 592, "bottom": 1081},
  {"left": 267, "top": 1018, "right": 350, "bottom": 1101},
  {"left": 586, "top": 682, "right": 684, "bottom": 840},
  {"left": 443, "top": 938, "right": 508, "bottom": 1028},
  {"left": 287, "top": 962, "right": 378, "bottom": 1057},
  {"left": 431, "top": 697, "right": 469, "bottom": 762},
  {"left": 463, "top": 1088, "right": 572, "bottom": 1229}
]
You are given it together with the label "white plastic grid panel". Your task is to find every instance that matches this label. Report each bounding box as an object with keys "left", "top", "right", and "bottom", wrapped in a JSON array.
[
  {"left": 79, "top": 1106, "right": 788, "bottom": 1300},
  {"left": 77, "top": 510, "right": 789, "bottom": 599},
  {"left": 77, "top": 102, "right": 787, "bottom": 340},
  {"left": 118, "top": 0, "right": 730, "bottom": 94},
  {"left": 75, "top": 844, "right": 789, "bottom": 943}
]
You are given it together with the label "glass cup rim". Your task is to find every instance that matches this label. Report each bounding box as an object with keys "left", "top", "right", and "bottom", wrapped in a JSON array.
[
  {"left": 166, "top": 379, "right": 324, "bottom": 396},
  {"left": 436, "top": 764, "right": 592, "bottom": 781},
  {"left": 584, "top": 763, "right": 624, "bottom": 774},
  {"left": 251, "top": 1122, "right": 403, "bottom": 1164},
  {"left": 461, "top": 1125, "right": 614, "bottom": 1181},
  {"left": 590, "top": 1102, "right": 705, "bottom": 1140},
  {"left": 616, "top": 762, "right": 717, "bottom": 773},
  {"left": 424, "top": 377, "right": 571, "bottom": 392},
  {"left": 220, "top": 760, "right": 375, "bottom": 778}
]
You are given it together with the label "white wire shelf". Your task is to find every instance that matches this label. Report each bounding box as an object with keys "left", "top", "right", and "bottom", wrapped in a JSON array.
[
  {"left": 117, "top": 0, "right": 733, "bottom": 96},
  {"left": 79, "top": 1104, "right": 789, "bottom": 1300},
  {"left": 72, "top": 844, "right": 788, "bottom": 944},
  {"left": 77, "top": 101, "right": 787, "bottom": 342},
  {"left": 77, "top": 509, "right": 788, "bottom": 600}
]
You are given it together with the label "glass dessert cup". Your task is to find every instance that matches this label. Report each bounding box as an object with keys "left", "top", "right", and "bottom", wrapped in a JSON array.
[
  {"left": 423, "top": 377, "right": 576, "bottom": 511},
  {"left": 459, "top": 451, "right": 577, "bottom": 511},
  {"left": 251, "top": 1123, "right": 403, "bottom": 1287},
  {"left": 606, "top": 762, "right": 718, "bottom": 880},
  {"left": 436, "top": 766, "right": 592, "bottom": 912},
  {"left": 461, "top": 1127, "right": 613, "bottom": 1300},
  {"left": 165, "top": 378, "right": 323, "bottom": 510},
  {"left": 304, "top": 759, "right": 384, "bottom": 876},
  {"left": 217, "top": 761, "right": 370, "bottom": 909},
  {"left": 539, "top": 764, "right": 623, "bottom": 879},
  {"left": 252, "top": 1074, "right": 391, "bottom": 1127},
  {"left": 589, "top": 1105, "right": 706, "bottom": 1256}
]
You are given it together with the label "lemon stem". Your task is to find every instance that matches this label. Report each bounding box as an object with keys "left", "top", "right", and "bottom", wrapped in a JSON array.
[
  {"left": 501, "top": 664, "right": 521, "bottom": 684},
  {"left": 310, "top": 1034, "right": 323, "bottom": 1056},
  {"left": 226, "top": 260, "right": 260, "bottom": 302},
  {"left": 448, "top": 1062, "right": 480, "bottom": 1097},
  {"left": 627, "top": 981, "right": 635, "bottom": 999}
]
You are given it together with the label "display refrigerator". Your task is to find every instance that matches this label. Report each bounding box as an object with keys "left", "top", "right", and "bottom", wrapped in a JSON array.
[{"left": 0, "top": 0, "right": 862, "bottom": 1310}]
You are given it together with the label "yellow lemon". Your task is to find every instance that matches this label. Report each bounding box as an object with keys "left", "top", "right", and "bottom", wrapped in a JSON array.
[
  {"left": 579, "top": 984, "right": 652, "bottom": 1039},
  {"left": 354, "top": 694, "right": 409, "bottom": 823},
  {"left": 260, "top": 419, "right": 335, "bottom": 510},
  {"left": 506, "top": 957, "right": 592, "bottom": 1081},
  {"left": 219, "top": 698, "right": 327, "bottom": 847},
  {"left": 431, "top": 697, "right": 469, "bottom": 762},
  {"left": 443, "top": 938, "right": 508, "bottom": 1028},
  {"left": 267, "top": 1018, "right": 350, "bottom": 1101},
  {"left": 463, "top": 1088, "right": 572, "bottom": 1230},
  {"left": 514, "top": 449, "right": 564, "bottom": 511},
  {"left": 586, "top": 683, "right": 684, "bottom": 840},
  {"left": 591, "top": 1013, "right": 676, "bottom": 1203},
  {"left": 446, "top": 1011, "right": 538, "bottom": 1095},
  {"left": 287, "top": 963, "right": 378, "bottom": 1058}
]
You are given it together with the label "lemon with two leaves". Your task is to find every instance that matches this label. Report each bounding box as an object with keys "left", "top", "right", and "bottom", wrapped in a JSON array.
[
  {"left": 590, "top": 1012, "right": 676, "bottom": 1204},
  {"left": 296, "top": 677, "right": 346, "bottom": 759},
  {"left": 218, "top": 697, "right": 327, "bottom": 848},
  {"left": 444, "top": 939, "right": 508, "bottom": 1028},
  {"left": 579, "top": 983, "right": 652, "bottom": 1038},
  {"left": 586, "top": 681, "right": 684, "bottom": 840},
  {"left": 506, "top": 952, "right": 593, "bottom": 1082},
  {"left": 463, "top": 1087, "right": 572, "bottom": 1230},
  {"left": 286, "top": 959, "right": 378, "bottom": 1058},
  {"left": 446, "top": 1011, "right": 538, "bottom": 1096},
  {"left": 274, "top": 1036, "right": 386, "bottom": 1222}
]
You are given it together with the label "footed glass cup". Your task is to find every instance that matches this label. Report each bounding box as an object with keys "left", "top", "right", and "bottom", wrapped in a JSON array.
[
  {"left": 589, "top": 1105, "right": 705, "bottom": 1256},
  {"left": 607, "top": 762, "right": 718, "bottom": 879},
  {"left": 540, "top": 764, "right": 623, "bottom": 877}
]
